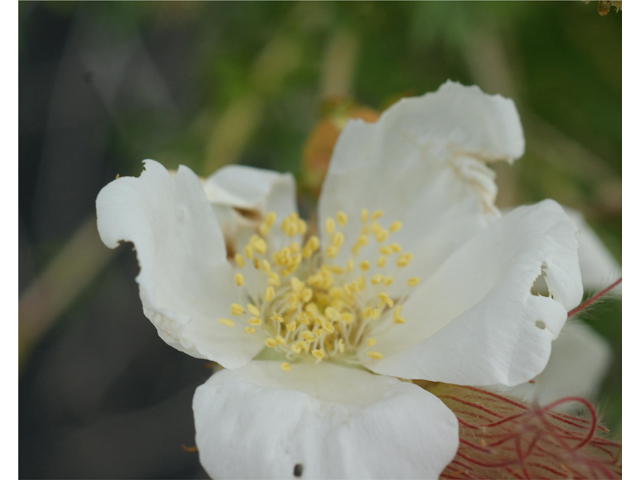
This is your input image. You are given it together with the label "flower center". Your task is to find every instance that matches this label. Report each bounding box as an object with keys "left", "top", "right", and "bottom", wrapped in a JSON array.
[{"left": 218, "top": 209, "right": 421, "bottom": 372}]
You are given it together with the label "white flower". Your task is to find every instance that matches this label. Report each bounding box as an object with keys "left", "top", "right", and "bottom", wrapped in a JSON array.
[
  {"left": 494, "top": 207, "right": 619, "bottom": 405},
  {"left": 96, "top": 81, "right": 583, "bottom": 479}
]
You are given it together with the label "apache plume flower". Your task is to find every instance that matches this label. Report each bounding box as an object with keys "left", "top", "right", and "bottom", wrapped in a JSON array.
[{"left": 96, "top": 82, "right": 583, "bottom": 478}]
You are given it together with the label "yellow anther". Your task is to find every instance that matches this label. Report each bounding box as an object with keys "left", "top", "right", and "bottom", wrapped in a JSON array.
[
  {"left": 289, "top": 242, "right": 300, "bottom": 253},
  {"left": 397, "top": 253, "right": 414, "bottom": 267},
  {"left": 361, "top": 209, "right": 369, "bottom": 223},
  {"left": 253, "top": 257, "right": 261, "bottom": 270},
  {"left": 393, "top": 316, "right": 406, "bottom": 324},
  {"left": 332, "top": 232, "right": 345, "bottom": 247},
  {"left": 234, "top": 253, "right": 245, "bottom": 268},
  {"left": 291, "top": 343, "right": 302, "bottom": 354},
  {"left": 258, "top": 223, "right": 270, "bottom": 236},
  {"left": 393, "top": 305, "right": 402, "bottom": 319},
  {"left": 325, "top": 218, "right": 336, "bottom": 234},
  {"left": 371, "top": 308, "right": 381, "bottom": 320},
  {"left": 329, "top": 287, "right": 343, "bottom": 298},
  {"left": 377, "top": 292, "right": 394, "bottom": 308},
  {"left": 357, "top": 276, "right": 366, "bottom": 290},
  {"left": 271, "top": 314, "right": 285, "bottom": 323},
  {"left": 265, "top": 338, "right": 278, "bottom": 348},
  {"left": 328, "top": 265, "right": 345, "bottom": 274},
  {"left": 376, "top": 256, "right": 387, "bottom": 267},
  {"left": 268, "top": 272, "right": 281, "bottom": 286},
  {"left": 248, "top": 317, "right": 262, "bottom": 326},
  {"left": 301, "top": 288, "right": 313, "bottom": 302},
  {"left": 312, "top": 328, "right": 323, "bottom": 338},
  {"left": 389, "top": 221, "right": 403, "bottom": 232},
  {"left": 262, "top": 287, "right": 274, "bottom": 303},
  {"left": 243, "top": 245, "right": 253, "bottom": 259},
  {"left": 346, "top": 259, "right": 355, "bottom": 271},
  {"left": 265, "top": 211, "right": 277, "bottom": 227},
  {"left": 360, "top": 260, "right": 370, "bottom": 271},
  {"left": 367, "top": 338, "right": 377, "bottom": 347},
  {"left": 382, "top": 276, "right": 394, "bottom": 286},
  {"left": 371, "top": 210, "right": 384, "bottom": 221},
  {"left": 247, "top": 304, "right": 261, "bottom": 317},
  {"left": 326, "top": 246, "right": 339, "bottom": 258},
  {"left": 408, "top": 277, "right": 421, "bottom": 286},
  {"left": 230, "top": 303, "right": 244, "bottom": 316},
  {"left": 341, "top": 312, "right": 354, "bottom": 323},
  {"left": 276, "top": 335, "right": 287, "bottom": 345},
  {"left": 322, "top": 321, "right": 335, "bottom": 334},
  {"left": 286, "top": 321, "right": 297, "bottom": 332},
  {"left": 244, "top": 327, "right": 255, "bottom": 334},
  {"left": 234, "top": 273, "right": 245, "bottom": 286},
  {"left": 390, "top": 243, "right": 402, "bottom": 252},
  {"left": 363, "top": 307, "right": 373, "bottom": 319},
  {"left": 291, "top": 277, "right": 305, "bottom": 293},
  {"left": 360, "top": 225, "right": 371, "bottom": 235},
  {"left": 356, "top": 235, "right": 369, "bottom": 247},
  {"left": 297, "top": 219, "right": 308, "bottom": 235},
  {"left": 280, "top": 362, "right": 292, "bottom": 372},
  {"left": 325, "top": 306, "right": 338, "bottom": 319},
  {"left": 302, "top": 235, "right": 320, "bottom": 257},
  {"left": 312, "top": 349, "right": 325, "bottom": 360},
  {"left": 252, "top": 237, "right": 267, "bottom": 255},
  {"left": 262, "top": 260, "right": 271, "bottom": 273},
  {"left": 379, "top": 245, "right": 394, "bottom": 255},
  {"left": 375, "top": 229, "right": 389, "bottom": 243},
  {"left": 302, "top": 331, "right": 315, "bottom": 342},
  {"left": 336, "top": 211, "right": 348, "bottom": 226},
  {"left": 371, "top": 274, "right": 384, "bottom": 285},
  {"left": 218, "top": 318, "right": 235, "bottom": 328},
  {"left": 367, "top": 351, "right": 383, "bottom": 360}
]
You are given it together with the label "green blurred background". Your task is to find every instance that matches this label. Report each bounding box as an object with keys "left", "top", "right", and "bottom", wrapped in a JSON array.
[{"left": 19, "top": 2, "right": 621, "bottom": 478}]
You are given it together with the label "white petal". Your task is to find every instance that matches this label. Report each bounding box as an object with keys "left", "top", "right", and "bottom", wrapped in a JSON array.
[
  {"left": 193, "top": 361, "right": 458, "bottom": 480},
  {"left": 491, "top": 320, "right": 612, "bottom": 404},
  {"left": 96, "top": 160, "right": 263, "bottom": 367},
  {"left": 363, "top": 200, "right": 583, "bottom": 386},
  {"left": 202, "top": 165, "right": 298, "bottom": 251},
  {"left": 563, "top": 207, "right": 621, "bottom": 292},
  {"left": 318, "top": 82, "right": 524, "bottom": 288}
]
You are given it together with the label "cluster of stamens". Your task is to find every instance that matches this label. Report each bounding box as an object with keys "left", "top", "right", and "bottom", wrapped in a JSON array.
[{"left": 218, "top": 209, "right": 421, "bottom": 372}]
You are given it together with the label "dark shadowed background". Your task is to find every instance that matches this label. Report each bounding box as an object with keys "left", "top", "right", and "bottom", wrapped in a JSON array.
[{"left": 19, "top": 2, "right": 621, "bottom": 478}]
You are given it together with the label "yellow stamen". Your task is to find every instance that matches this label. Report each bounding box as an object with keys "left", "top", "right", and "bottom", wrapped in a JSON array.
[
  {"left": 389, "top": 221, "right": 402, "bottom": 232},
  {"left": 244, "top": 327, "right": 255, "bottom": 334},
  {"left": 230, "top": 303, "right": 244, "bottom": 316},
  {"left": 264, "top": 287, "right": 275, "bottom": 302},
  {"left": 265, "top": 338, "right": 278, "bottom": 348},
  {"left": 336, "top": 211, "right": 348, "bottom": 226},
  {"left": 218, "top": 318, "right": 235, "bottom": 328},
  {"left": 367, "top": 351, "right": 383, "bottom": 360},
  {"left": 271, "top": 314, "right": 285, "bottom": 323},
  {"left": 234, "top": 253, "right": 245, "bottom": 268},
  {"left": 361, "top": 209, "right": 368, "bottom": 223},
  {"left": 376, "top": 256, "right": 386, "bottom": 267},
  {"left": 248, "top": 317, "right": 262, "bottom": 326},
  {"left": 243, "top": 245, "right": 253, "bottom": 259},
  {"left": 234, "top": 273, "right": 244, "bottom": 286},
  {"left": 325, "top": 218, "right": 336, "bottom": 234},
  {"left": 371, "top": 210, "right": 384, "bottom": 221},
  {"left": 247, "top": 304, "right": 261, "bottom": 316},
  {"left": 367, "top": 338, "right": 376, "bottom": 347},
  {"left": 360, "top": 260, "right": 370, "bottom": 271},
  {"left": 326, "top": 246, "right": 339, "bottom": 258},
  {"left": 280, "top": 362, "right": 291, "bottom": 372},
  {"left": 408, "top": 277, "right": 420, "bottom": 286},
  {"left": 312, "top": 349, "right": 325, "bottom": 360},
  {"left": 268, "top": 272, "right": 281, "bottom": 286},
  {"left": 397, "top": 253, "right": 414, "bottom": 267}
]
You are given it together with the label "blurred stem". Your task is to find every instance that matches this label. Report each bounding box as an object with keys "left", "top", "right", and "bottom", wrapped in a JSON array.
[
  {"left": 19, "top": 217, "right": 114, "bottom": 371},
  {"left": 320, "top": 30, "right": 360, "bottom": 99},
  {"left": 202, "top": 33, "right": 302, "bottom": 176}
]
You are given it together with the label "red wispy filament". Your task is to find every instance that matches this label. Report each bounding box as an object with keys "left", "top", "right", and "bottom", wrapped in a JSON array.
[{"left": 433, "top": 385, "right": 621, "bottom": 480}]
